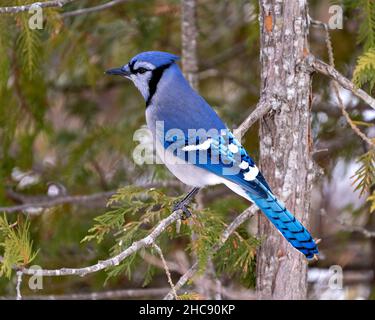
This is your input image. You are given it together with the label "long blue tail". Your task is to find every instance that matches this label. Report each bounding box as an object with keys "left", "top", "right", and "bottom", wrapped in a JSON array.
[{"left": 249, "top": 191, "right": 319, "bottom": 259}]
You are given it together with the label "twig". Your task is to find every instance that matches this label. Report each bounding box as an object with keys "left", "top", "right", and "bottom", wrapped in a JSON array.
[
  {"left": 309, "top": 17, "right": 375, "bottom": 111},
  {"left": 0, "top": 181, "right": 181, "bottom": 213},
  {"left": 16, "top": 271, "right": 23, "bottom": 301},
  {"left": 164, "top": 206, "right": 258, "bottom": 299},
  {"left": 153, "top": 244, "right": 178, "bottom": 300},
  {"left": 15, "top": 187, "right": 194, "bottom": 279},
  {"left": 333, "top": 83, "right": 374, "bottom": 147},
  {"left": 1, "top": 191, "right": 114, "bottom": 214},
  {"left": 61, "top": 0, "right": 132, "bottom": 18},
  {"left": 234, "top": 99, "right": 271, "bottom": 139},
  {"left": 0, "top": 0, "right": 77, "bottom": 14},
  {"left": 320, "top": 210, "right": 375, "bottom": 238},
  {"left": 141, "top": 251, "right": 183, "bottom": 274},
  {"left": 19, "top": 211, "right": 180, "bottom": 277},
  {"left": 309, "top": 16, "right": 328, "bottom": 29},
  {"left": 310, "top": 18, "right": 374, "bottom": 147},
  {"left": 1, "top": 287, "right": 171, "bottom": 300},
  {"left": 312, "top": 58, "right": 375, "bottom": 111},
  {"left": 0, "top": 0, "right": 134, "bottom": 18}
]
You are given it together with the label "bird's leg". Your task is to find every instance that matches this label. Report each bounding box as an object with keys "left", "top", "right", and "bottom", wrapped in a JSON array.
[{"left": 173, "top": 187, "right": 200, "bottom": 220}]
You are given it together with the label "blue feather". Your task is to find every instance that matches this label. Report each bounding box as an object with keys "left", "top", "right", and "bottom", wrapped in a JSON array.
[
  {"left": 130, "top": 51, "right": 180, "bottom": 68},
  {"left": 164, "top": 130, "right": 319, "bottom": 259},
  {"left": 109, "top": 51, "right": 319, "bottom": 260}
]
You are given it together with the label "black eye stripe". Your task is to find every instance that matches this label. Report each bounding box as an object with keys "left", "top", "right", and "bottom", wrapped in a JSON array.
[
  {"left": 128, "top": 61, "right": 150, "bottom": 74},
  {"left": 134, "top": 67, "right": 149, "bottom": 74}
]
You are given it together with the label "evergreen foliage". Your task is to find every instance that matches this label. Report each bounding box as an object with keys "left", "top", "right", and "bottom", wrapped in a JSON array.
[
  {"left": 82, "top": 186, "right": 258, "bottom": 287},
  {"left": 0, "top": 0, "right": 373, "bottom": 298},
  {"left": 0, "top": 215, "right": 38, "bottom": 278}
]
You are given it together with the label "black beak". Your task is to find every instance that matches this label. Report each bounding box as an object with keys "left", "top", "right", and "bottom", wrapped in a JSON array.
[{"left": 105, "top": 66, "right": 131, "bottom": 77}]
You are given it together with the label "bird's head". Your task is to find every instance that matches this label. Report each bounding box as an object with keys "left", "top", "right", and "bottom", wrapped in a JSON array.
[{"left": 106, "top": 51, "right": 180, "bottom": 103}]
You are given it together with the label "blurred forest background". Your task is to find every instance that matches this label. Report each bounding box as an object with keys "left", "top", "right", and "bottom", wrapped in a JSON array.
[{"left": 0, "top": 0, "right": 374, "bottom": 300}]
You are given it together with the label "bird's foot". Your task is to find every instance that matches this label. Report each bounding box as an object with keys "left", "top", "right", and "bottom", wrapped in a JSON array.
[{"left": 173, "top": 201, "right": 192, "bottom": 220}]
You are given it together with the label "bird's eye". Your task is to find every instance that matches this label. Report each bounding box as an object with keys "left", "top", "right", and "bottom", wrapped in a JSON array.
[{"left": 136, "top": 67, "right": 148, "bottom": 74}]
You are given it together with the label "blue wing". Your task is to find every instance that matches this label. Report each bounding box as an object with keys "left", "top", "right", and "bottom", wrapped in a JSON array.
[{"left": 163, "top": 129, "right": 319, "bottom": 259}]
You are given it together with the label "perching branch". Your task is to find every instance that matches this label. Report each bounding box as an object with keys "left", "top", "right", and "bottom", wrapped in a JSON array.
[
  {"left": 11, "top": 203, "right": 257, "bottom": 300},
  {"left": 164, "top": 206, "right": 258, "bottom": 300},
  {"left": 19, "top": 210, "right": 181, "bottom": 277},
  {"left": 0, "top": 0, "right": 78, "bottom": 14}
]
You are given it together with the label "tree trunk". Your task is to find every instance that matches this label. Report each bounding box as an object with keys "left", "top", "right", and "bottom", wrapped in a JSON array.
[
  {"left": 181, "top": 0, "right": 199, "bottom": 90},
  {"left": 256, "top": 0, "right": 313, "bottom": 299}
]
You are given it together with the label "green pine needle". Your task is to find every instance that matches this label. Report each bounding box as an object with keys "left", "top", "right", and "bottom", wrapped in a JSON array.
[
  {"left": 0, "top": 215, "right": 38, "bottom": 278},
  {"left": 351, "top": 149, "right": 375, "bottom": 197},
  {"left": 353, "top": 48, "right": 375, "bottom": 92}
]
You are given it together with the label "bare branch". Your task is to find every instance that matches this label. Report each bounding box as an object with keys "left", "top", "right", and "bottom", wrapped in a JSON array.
[
  {"left": 164, "top": 206, "right": 258, "bottom": 299},
  {"left": 312, "top": 58, "right": 375, "bottom": 111},
  {"left": 62, "top": 0, "right": 132, "bottom": 18},
  {"left": 141, "top": 251, "right": 183, "bottom": 274},
  {"left": 1, "top": 191, "right": 114, "bottom": 214},
  {"left": 1, "top": 287, "right": 171, "bottom": 300},
  {"left": 0, "top": 0, "right": 133, "bottom": 18},
  {"left": 333, "top": 83, "right": 374, "bottom": 147},
  {"left": 320, "top": 210, "right": 375, "bottom": 238},
  {"left": 308, "top": 16, "right": 328, "bottom": 29},
  {"left": 16, "top": 271, "right": 23, "bottom": 301},
  {"left": 0, "top": 181, "right": 182, "bottom": 214},
  {"left": 309, "top": 18, "right": 374, "bottom": 147},
  {"left": 234, "top": 98, "right": 270, "bottom": 139},
  {"left": 0, "top": 0, "right": 77, "bottom": 14},
  {"left": 19, "top": 211, "right": 180, "bottom": 277},
  {"left": 153, "top": 244, "right": 178, "bottom": 300},
  {"left": 8, "top": 204, "right": 256, "bottom": 298}
]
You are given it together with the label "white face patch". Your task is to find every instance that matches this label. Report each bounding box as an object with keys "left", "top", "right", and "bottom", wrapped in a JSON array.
[
  {"left": 130, "top": 72, "right": 152, "bottom": 100},
  {"left": 243, "top": 165, "right": 259, "bottom": 181},
  {"left": 228, "top": 143, "right": 239, "bottom": 153},
  {"left": 182, "top": 139, "right": 213, "bottom": 151},
  {"left": 133, "top": 61, "right": 155, "bottom": 71},
  {"left": 129, "top": 61, "right": 157, "bottom": 101}
]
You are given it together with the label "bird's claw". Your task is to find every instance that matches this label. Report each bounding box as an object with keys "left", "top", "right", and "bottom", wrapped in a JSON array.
[{"left": 173, "top": 202, "right": 192, "bottom": 220}]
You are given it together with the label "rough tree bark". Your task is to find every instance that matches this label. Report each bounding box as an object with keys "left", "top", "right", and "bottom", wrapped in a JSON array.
[
  {"left": 256, "top": 0, "right": 313, "bottom": 299},
  {"left": 181, "top": 0, "right": 199, "bottom": 90}
]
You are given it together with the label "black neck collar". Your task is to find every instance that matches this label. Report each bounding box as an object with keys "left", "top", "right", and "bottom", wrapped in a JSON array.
[{"left": 146, "top": 63, "right": 173, "bottom": 107}]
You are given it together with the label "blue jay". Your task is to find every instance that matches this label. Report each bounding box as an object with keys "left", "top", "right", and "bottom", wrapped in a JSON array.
[{"left": 106, "top": 51, "right": 319, "bottom": 259}]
